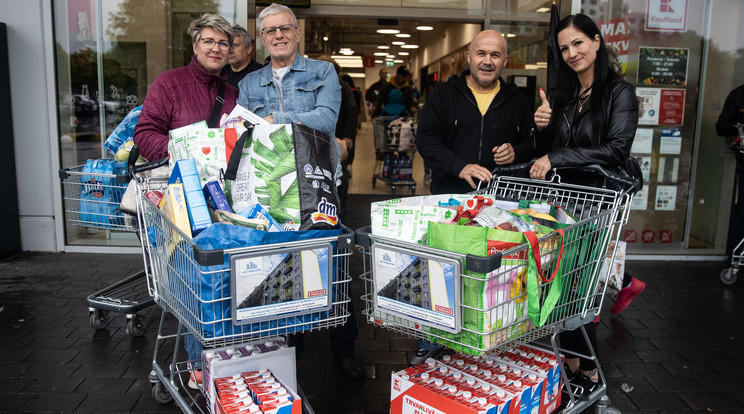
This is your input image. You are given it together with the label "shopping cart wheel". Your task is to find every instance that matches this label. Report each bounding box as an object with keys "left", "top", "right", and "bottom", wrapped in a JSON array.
[
  {"left": 89, "top": 309, "right": 110, "bottom": 330},
  {"left": 720, "top": 267, "right": 738, "bottom": 285},
  {"left": 599, "top": 408, "right": 622, "bottom": 414},
  {"left": 410, "top": 185, "right": 416, "bottom": 195},
  {"left": 126, "top": 314, "right": 146, "bottom": 337},
  {"left": 151, "top": 381, "right": 173, "bottom": 404},
  {"left": 391, "top": 185, "right": 396, "bottom": 195}
]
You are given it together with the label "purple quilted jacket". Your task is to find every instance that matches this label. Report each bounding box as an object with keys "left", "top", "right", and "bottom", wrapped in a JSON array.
[{"left": 133, "top": 56, "right": 238, "bottom": 161}]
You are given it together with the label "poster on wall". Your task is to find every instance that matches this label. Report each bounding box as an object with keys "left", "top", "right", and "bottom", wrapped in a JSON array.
[
  {"left": 633, "top": 156, "right": 652, "bottom": 182},
  {"left": 645, "top": 0, "right": 688, "bottom": 32},
  {"left": 631, "top": 187, "right": 649, "bottom": 210},
  {"left": 631, "top": 128, "right": 654, "bottom": 153},
  {"left": 657, "top": 157, "right": 680, "bottom": 182},
  {"left": 637, "top": 88, "right": 661, "bottom": 125},
  {"left": 660, "top": 128, "right": 682, "bottom": 154},
  {"left": 637, "top": 47, "right": 688, "bottom": 86},
  {"left": 597, "top": 18, "right": 630, "bottom": 75},
  {"left": 659, "top": 89, "right": 685, "bottom": 125},
  {"left": 655, "top": 185, "right": 677, "bottom": 210}
]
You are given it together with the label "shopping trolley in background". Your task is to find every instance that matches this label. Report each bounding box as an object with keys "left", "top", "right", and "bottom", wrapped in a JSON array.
[
  {"left": 59, "top": 162, "right": 153, "bottom": 337},
  {"left": 128, "top": 155, "right": 354, "bottom": 412},
  {"left": 721, "top": 123, "right": 744, "bottom": 285},
  {"left": 358, "top": 164, "right": 638, "bottom": 414},
  {"left": 372, "top": 115, "right": 417, "bottom": 195}
]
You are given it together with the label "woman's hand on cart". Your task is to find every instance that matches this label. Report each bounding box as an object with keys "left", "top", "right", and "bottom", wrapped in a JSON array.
[
  {"left": 534, "top": 88, "right": 552, "bottom": 132},
  {"left": 459, "top": 164, "right": 493, "bottom": 190},
  {"left": 530, "top": 155, "right": 553, "bottom": 180}
]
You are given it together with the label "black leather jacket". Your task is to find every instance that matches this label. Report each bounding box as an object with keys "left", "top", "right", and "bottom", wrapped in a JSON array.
[{"left": 540, "top": 79, "right": 638, "bottom": 182}]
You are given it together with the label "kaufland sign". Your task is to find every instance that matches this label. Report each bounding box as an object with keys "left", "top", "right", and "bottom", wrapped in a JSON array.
[{"left": 646, "top": 0, "right": 687, "bottom": 31}]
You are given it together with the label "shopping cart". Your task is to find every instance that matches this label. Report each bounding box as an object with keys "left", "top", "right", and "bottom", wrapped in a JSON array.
[
  {"left": 128, "top": 155, "right": 354, "bottom": 412},
  {"left": 721, "top": 123, "right": 744, "bottom": 285},
  {"left": 59, "top": 163, "right": 153, "bottom": 337},
  {"left": 358, "top": 163, "right": 638, "bottom": 414},
  {"left": 372, "top": 116, "right": 417, "bottom": 195}
]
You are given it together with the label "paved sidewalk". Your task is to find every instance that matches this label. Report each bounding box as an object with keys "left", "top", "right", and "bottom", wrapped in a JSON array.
[{"left": 1, "top": 194, "right": 743, "bottom": 413}]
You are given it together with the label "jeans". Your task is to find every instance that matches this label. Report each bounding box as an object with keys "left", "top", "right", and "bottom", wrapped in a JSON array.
[
  {"left": 417, "top": 339, "right": 443, "bottom": 351},
  {"left": 184, "top": 328, "right": 203, "bottom": 369}
]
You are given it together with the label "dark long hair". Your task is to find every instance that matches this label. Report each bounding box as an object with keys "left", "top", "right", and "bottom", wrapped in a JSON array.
[{"left": 550, "top": 14, "right": 619, "bottom": 142}]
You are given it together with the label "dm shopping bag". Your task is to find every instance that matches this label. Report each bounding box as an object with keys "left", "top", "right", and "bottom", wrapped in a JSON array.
[{"left": 223, "top": 123, "right": 340, "bottom": 230}]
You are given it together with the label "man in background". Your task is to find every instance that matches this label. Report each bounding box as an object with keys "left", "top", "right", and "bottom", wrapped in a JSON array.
[
  {"left": 225, "top": 24, "right": 263, "bottom": 87},
  {"left": 717, "top": 83, "right": 744, "bottom": 257},
  {"left": 365, "top": 68, "right": 388, "bottom": 108},
  {"left": 373, "top": 65, "right": 415, "bottom": 117}
]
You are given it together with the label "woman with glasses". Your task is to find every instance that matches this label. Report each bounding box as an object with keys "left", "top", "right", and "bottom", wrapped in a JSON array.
[{"left": 134, "top": 13, "right": 238, "bottom": 162}]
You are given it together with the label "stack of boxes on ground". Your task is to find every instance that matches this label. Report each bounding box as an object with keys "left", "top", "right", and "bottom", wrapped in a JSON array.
[{"left": 391, "top": 344, "right": 562, "bottom": 414}]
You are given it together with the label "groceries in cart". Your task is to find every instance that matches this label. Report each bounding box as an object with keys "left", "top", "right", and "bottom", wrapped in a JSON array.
[
  {"left": 390, "top": 343, "right": 562, "bottom": 414},
  {"left": 103, "top": 105, "right": 142, "bottom": 156},
  {"left": 78, "top": 158, "right": 129, "bottom": 229}
]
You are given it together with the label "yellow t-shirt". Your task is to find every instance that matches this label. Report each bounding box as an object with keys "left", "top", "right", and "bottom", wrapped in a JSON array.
[{"left": 468, "top": 80, "right": 501, "bottom": 115}]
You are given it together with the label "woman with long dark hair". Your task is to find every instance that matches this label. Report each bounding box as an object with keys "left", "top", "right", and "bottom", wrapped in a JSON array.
[{"left": 531, "top": 13, "right": 643, "bottom": 397}]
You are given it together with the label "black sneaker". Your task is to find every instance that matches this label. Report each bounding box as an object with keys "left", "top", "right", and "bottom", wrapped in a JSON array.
[
  {"left": 563, "top": 364, "right": 579, "bottom": 382},
  {"left": 410, "top": 345, "right": 445, "bottom": 366},
  {"left": 570, "top": 373, "right": 599, "bottom": 400},
  {"left": 335, "top": 353, "right": 364, "bottom": 380}
]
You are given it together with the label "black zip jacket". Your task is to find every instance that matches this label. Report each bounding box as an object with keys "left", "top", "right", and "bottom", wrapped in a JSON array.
[
  {"left": 416, "top": 71, "right": 535, "bottom": 194},
  {"left": 535, "top": 78, "right": 637, "bottom": 186}
]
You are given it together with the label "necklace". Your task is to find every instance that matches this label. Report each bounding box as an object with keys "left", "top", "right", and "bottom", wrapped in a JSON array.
[{"left": 577, "top": 85, "right": 593, "bottom": 113}]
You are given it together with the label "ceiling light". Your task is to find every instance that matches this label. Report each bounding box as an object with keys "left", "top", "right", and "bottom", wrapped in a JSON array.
[
  {"left": 347, "top": 73, "right": 366, "bottom": 78},
  {"left": 392, "top": 41, "right": 405, "bottom": 45},
  {"left": 323, "top": 36, "right": 328, "bottom": 42},
  {"left": 340, "top": 50, "right": 355, "bottom": 55},
  {"left": 401, "top": 44, "right": 419, "bottom": 49},
  {"left": 385, "top": 57, "right": 394, "bottom": 61},
  {"left": 416, "top": 25, "right": 433, "bottom": 31},
  {"left": 374, "top": 60, "right": 383, "bottom": 63},
  {"left": 536, "top": 7, "right": 550, "bottom": 13},
  {"left": 506, "top": 33, "right": 516, "bottom": 38},
  {"left": 398, "top": 51, "right": 409, "bottom": 56},
  {"left": 331, "top": 55, "right": 363, "bottom": 68},
  {"left": 395, "top": 33, "right": 411, "bottom": 38},
  {"left": 377, "top": 29, "right": 400, "bottom": 34},
  {"left": 377, "top": 45, "right": 390, "bottom": 49},
  {"left": 374, "top": 52, "right": 388, "bottom": 56},
  {"left": 386, "top": 54, "right": 395, "bottom": 58},
  {"left": 393, "top": 59, "right": 403, "bottom": 63},
  {"left": 339, "top": 47, "right": 351, "bottom": 52}
]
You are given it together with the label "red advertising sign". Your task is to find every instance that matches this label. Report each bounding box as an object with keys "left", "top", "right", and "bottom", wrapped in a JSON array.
[
  {"left": 625, "top": 229, "right": 638, "bottom": 243},
  {"left": 659, "top": 230, "right": 673, "bottom": 243},
  {"left": 659, "top": 88, "right": 685, "bottom": 125},
  {"left": 642, "top": 230, "right": 655, "bottom": 243},
  {"left": 362, "top": 56, "right": 376, "bottom": 68}
]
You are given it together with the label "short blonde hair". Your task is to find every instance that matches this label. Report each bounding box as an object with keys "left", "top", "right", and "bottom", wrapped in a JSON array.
[
  {"left": 258, "top": 3, "right": 298, "bottom": 30},
  {"left": 188, "top": 13, "right": 234, "bottom": 45}
]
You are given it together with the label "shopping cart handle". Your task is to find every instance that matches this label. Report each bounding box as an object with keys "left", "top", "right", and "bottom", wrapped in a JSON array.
[
  {"left": 491, "top": 160, "right": 641, "bottom": 193},
  {"left": 128, "top": 145, "right": 169, "bottom": 177}
]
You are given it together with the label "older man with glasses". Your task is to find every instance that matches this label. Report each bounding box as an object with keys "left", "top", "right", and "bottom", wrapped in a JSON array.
[
  {"left": 134, "top": 13, "right": 238, "bottom": 162},
  {"left": 236, "top": 3, "right": 363, "bottom": 379}
]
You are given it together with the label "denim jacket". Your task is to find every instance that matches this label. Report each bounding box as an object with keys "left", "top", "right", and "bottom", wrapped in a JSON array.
[{"left": 237, "top": 54, "right": 341, "bottom": 138}]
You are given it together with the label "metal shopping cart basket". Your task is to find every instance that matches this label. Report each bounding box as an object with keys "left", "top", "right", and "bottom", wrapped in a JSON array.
[
  {"left": 59, "top": 162, "right": 153, "bottom": 337},
  {"left": 129, "top": 159, "right": 354, "bottom": 412},
  {"left": 721, "top": 123, "right": 744, "bottom": 285},
  {"left": 372, "top": 116, "right": 417, "bottom": 195},
  {"left": 358, "top": 163, "right": 638, "bottom": 414}
]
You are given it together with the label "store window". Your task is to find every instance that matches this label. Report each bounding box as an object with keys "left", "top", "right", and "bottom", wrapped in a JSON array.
[{"left": 54, "top": 0, "right": 253, "bottom": 247}]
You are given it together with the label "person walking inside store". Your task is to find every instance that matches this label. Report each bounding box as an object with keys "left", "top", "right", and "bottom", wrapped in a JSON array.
[
  {"left": 373, "top": 65, "right": 417, "bottom": 117},
  {"left": 531, "top": 13, "right": 642, "bottom": 397},
  {"left": 414, "top": 29, "right": 535, "bottom": 364},
  {"left": 237, "top": 3, "right": 364, "bottom": 380},
  {"left": 716, "top": 83, "right": 744, "bottom": 258},
  {"left": 365, "top": 68, "right": 388, "bottom": 112},
  {"left": 132, "top": 13, "right": 238, "bottom": 389},
  {"left": 225, "top": 24, "right": 264, "bottom": 88}
]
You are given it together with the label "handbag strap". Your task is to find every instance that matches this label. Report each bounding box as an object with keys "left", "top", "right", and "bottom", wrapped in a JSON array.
[
  {"left": 207, "top": 82, "right": 225, "bottom": 128},
  {"left": 524, "top": 229, "right": 565, "bottom": 283},
  {"left": 223, "top": 127, "right": 253, "bottom": 181}
]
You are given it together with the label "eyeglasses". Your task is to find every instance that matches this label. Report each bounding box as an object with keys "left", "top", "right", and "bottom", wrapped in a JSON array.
[
  {"left": 200, "top": 38, "right": 230, "bottom": 50},
  {"left": 260, "top": 24, "right": 297, "bottom": 37}
]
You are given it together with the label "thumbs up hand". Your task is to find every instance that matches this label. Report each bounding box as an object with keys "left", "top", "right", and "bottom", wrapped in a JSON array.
[{"left": 534, "top": 88, "right": 552, "bottom": 131}]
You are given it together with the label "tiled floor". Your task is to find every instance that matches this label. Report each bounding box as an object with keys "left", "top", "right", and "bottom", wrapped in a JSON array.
[{"left": 2, "top": 123, "right": 744, "bottom": 413}]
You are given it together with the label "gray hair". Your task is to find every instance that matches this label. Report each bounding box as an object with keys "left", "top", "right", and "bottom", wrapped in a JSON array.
[
  {"left": 258, "top": 3, "right": 298, "bottom": 30},
  {"left": 188, "top": 13, "right": 234, "bottom": 45},
  {"left": 232, "top": 24, "right": 251, "bottom": 45}
]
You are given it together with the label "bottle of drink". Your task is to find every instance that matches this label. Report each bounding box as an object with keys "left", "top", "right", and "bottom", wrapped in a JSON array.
[
  {"left": 392, "top": 154, "right": 400, "bottom": 182},
  {"left": 383, "top": 155, "right": 391, "bottom": 179}
]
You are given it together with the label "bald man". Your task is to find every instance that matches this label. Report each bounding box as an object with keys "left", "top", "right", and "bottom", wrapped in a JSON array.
[{"left": 416, "top": 30, "right": 536, "bottom": 195}]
